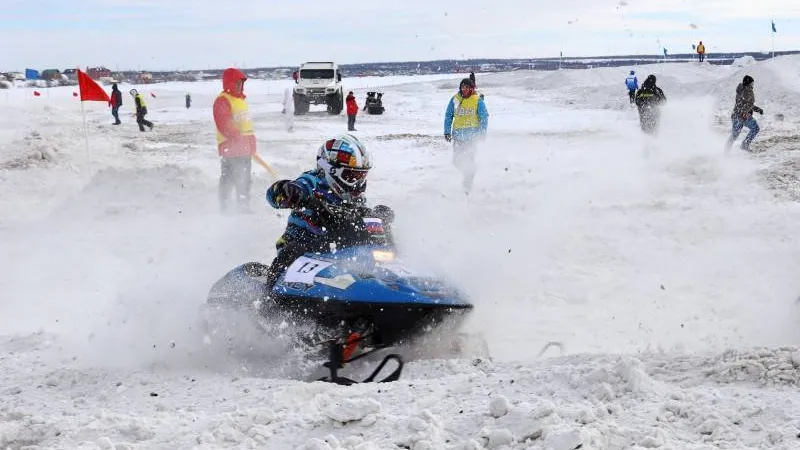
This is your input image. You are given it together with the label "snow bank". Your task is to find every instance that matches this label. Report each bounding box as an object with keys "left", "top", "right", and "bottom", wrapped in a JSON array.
[{"left": 1, "top": 348, "right": 799, "bottom": 449}]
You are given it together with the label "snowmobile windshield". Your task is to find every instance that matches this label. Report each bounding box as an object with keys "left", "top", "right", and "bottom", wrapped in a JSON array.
[
  {"left": 300, "top": 69, "right": 334, "bottom": 79},
  {"left": 306, "top": 200, "right": 391, "bottom": 249}
]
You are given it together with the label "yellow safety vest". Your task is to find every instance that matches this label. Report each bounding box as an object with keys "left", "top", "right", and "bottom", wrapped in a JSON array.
[
  {"left": 135, "top": 94, "right": 147, "bottom": 108},
  {"left": 451, "top": 94, "right": 481, "bottom": 130},
  {"left": 215, "top": 92, "right": 254, "bottom": 145},
  {"left": 697, "top": 44, "right": 705, "bottom": 53}
]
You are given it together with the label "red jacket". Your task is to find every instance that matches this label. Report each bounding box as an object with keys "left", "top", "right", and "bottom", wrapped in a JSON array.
[
  {"left": 346, "top": 94, "right": 358, "bottom": 116},
  {"left": 213, "top": 68, "right": 257, "bottom": 157}
]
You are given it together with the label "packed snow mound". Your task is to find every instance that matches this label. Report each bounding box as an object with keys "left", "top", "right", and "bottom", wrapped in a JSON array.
[
  {"left": 732, "top": 55, "right": 758, "bottom": 67},
  {"left": 1, "top": 345, "right": 799, "bottom": 449}
]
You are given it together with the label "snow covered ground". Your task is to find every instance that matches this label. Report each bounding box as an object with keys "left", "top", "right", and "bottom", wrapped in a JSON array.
[{"left": 2, "top": 57, "right": 800, "bottom": 449}]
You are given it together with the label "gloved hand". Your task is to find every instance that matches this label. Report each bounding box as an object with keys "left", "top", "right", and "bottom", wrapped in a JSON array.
[
  {"left": 275, "top": 181, "right": 305, "bottom": 208},
  {"left": 444, "top": 134, "right": 452, "bottom": 142},
  {"left": 371, "top": 205, "right": 395, "bottom": 224},
  {"left": 753, "top": 106, "right": 764, "bottom": 115}
]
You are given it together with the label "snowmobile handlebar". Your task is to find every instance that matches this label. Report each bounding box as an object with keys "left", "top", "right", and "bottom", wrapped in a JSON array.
[{"left": 304, "top": 196, "right": 394, "bottom": 225}]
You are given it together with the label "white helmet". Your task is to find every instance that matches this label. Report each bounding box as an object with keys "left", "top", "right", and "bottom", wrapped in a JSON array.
[{"left": 316, "top": 134, "right": 372, "bottom": 201}]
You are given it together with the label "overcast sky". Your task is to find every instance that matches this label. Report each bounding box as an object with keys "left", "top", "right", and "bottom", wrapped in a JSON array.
[{"left": 3, "top": 0, "right": 799, "bottom": 71}]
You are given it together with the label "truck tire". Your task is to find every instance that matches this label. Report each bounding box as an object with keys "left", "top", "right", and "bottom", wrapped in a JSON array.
[
  {"left": 293, "top": 94, "right": 309, "bottom": 115},
  {"left": 327, "top": 91, "right": 343, "bottom": 115}
]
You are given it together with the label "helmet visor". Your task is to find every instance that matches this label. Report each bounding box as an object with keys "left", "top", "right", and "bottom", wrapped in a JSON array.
[{"left": 339, "top": 167, "right": 368, "bottom": 184}]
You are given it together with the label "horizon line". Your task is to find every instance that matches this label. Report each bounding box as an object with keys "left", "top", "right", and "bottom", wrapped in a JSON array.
[{"left": 9, "top": 49, "right": 800, "bottom": 74}]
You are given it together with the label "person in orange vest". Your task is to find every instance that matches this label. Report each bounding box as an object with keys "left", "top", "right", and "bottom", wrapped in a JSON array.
[
  {"left": 697, "top": 41, "right": 706, "bottom": 62},
  {"left": 213, "top": 67, "right": 256, "bottom": 214},
  {"left": 346, "top": 91, "right": 359, "bottom": 131}
]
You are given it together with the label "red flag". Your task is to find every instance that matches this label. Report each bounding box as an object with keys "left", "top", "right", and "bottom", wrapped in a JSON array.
[
  {"left": 77, "top": 69, "right": 110, "bottom": 103},
  {"left": 33, "top": 91, "right": 41, "bottom": 97}
]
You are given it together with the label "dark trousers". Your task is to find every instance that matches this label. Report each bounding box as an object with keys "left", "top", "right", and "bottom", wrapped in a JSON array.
[
  {"left": 347, "top": 115, "right": 356, "bottom": 131},
  {"left": 628, "top": 89, "right": 636, "bottom": 104},
  {"left": 219, "top": 156, "right": 252, "bottom": 212},
  {"left": 136, "top": 112, "right": 153, "bottom": 131},
  {"left": 111, "top": 107, "right": 120, "bottom": 124},
  {"left": 698, "top": 53, "right": 705, "bottom": 62}
]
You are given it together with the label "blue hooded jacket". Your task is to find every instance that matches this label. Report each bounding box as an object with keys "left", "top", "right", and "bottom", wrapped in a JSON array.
[
  {"left": 266, "top": 169, "right": 361, "bottom": 242},
  {"left": 625, "top": 71, "right": 639, "bottom": 90}
]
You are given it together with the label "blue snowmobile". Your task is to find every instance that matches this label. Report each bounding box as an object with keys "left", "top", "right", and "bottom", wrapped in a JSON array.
[{"left": 206, "top": 199, "right": 474, "bottom": 385}]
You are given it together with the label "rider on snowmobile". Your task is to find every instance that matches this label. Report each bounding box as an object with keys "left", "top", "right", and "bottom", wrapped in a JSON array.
[{"left": 264, "top": 133, "right": 394, "bottom": 290}]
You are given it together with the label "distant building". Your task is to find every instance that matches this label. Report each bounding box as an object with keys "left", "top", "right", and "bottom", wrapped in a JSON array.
[
  {"left": 62, "top": 69, "right": 77, "bottom": 81},
  {"left": 40, "top": 69, "right": 62, "bottom": 81},
  {"left": 87, "top": 66, "right": 112, "bottom": 79}
]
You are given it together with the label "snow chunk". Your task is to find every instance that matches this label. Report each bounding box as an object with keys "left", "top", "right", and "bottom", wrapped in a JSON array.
[
  {"left": 489, "top": 396, "right": 510, "bottom": 418},
  {"left": 487, "top": 428, "right": 514, "bottom": 448},
  {"left": 543, "top": 427, "right": 584, "bottom": 450},
  {"left": 301, "top": 438, "right": 337, "bottom": 450},
  {"left": 317, "top": 395, "right": 381, "bottom": 423}
]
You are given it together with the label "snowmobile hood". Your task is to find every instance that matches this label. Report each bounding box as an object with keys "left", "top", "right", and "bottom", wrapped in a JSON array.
[
  {"left": 222, "top": 67, "right": 247, "bottom": 98},
  {"left": 273, "top": 244, "right": 471, "bottom": 307}
]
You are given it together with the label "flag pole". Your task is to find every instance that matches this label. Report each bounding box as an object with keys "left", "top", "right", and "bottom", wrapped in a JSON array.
[
  {"left": 78, "top": 66, "right": 92, "bottom": 176},
  {"left": 771, "top": 32, "right": 775, "bottom": 59},
  {"left": 80, "top": 94, "right": 92, "bottom": 176},
  {"left": 771, "top": 20, "right": 776, "bottom": 59}
]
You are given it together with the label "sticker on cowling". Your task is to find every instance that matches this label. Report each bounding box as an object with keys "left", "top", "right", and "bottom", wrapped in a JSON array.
[
  {"left": 314, "top": 274, "right": 356, "bottom": 290},
  {"left": 284, "top": 256, "right": 333, "bottom": 285},
  {"left": 379, "top": 262, "right": 417, "bottom": 278}
]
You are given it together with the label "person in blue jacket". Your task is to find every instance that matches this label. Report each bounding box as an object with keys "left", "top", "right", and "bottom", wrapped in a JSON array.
[
  {"left": 625, "top": 70, "right": 639, "bottom": 104},
  {"left": 263, "top": 133, "right": 394, "bottom": 290},
  {"left": 444, "top": 78, "right": 489, "bottom": 194}
]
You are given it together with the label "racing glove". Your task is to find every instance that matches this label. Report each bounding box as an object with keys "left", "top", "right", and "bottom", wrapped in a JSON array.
[
  {"left": 274, "top": 180, "right": 306, "bottom": 208},
  {"left": 753, "top": 106, "right": 764, "bottom": 115},
  {"left": 444, "top": 134, "right": 452, "bottom": 142}
]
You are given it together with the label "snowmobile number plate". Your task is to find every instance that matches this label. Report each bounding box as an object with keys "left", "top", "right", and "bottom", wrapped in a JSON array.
[{"left": 285, "top": 256, "right": 333, "bottom": 285}]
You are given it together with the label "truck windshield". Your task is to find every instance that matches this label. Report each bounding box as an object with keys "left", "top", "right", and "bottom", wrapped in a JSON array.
[{"left": 300, "top": 69, "right": 334, "bottom": 79}]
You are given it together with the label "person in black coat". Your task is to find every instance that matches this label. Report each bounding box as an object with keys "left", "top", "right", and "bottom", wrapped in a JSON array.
[
  {"left": 109, "top": 84, "right": 123, "bottom": 125},
  {"left": 634, "top": 75, "right": 666, "bottom": 135}
]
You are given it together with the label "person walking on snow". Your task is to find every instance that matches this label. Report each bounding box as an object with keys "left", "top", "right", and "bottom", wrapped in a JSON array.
[
  {"left": 213, "top": 67, "right": 257, "bottom": 213},
  {"left": 185, "top": 93, "right": 192, "bottom": 109},
  {"left": 129, "top": 89, "right": 154, "bottom": 132},
  {"left": 109, "top": 83, "right": 122, "bottom": 125},
  {"left": 634, "top": 75, "right": 666, "bottom": 135},
  {"left": 444, "top": 78, "right": 489, "bottom": 194},
  {"left": 625, "top": 70, "right": 639, "bottom": 105},
  {"left": 346, "top": 91, "right": 358, "bottom": 131},
  {"left": 726, "top": 75, "right": 763, "bottom": 152},
  {"left": 697, "top": 41, "right": 706, "bottom": 62},
  {"left": 282, "top": 86, "right": 295, "bottom": 132}
]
